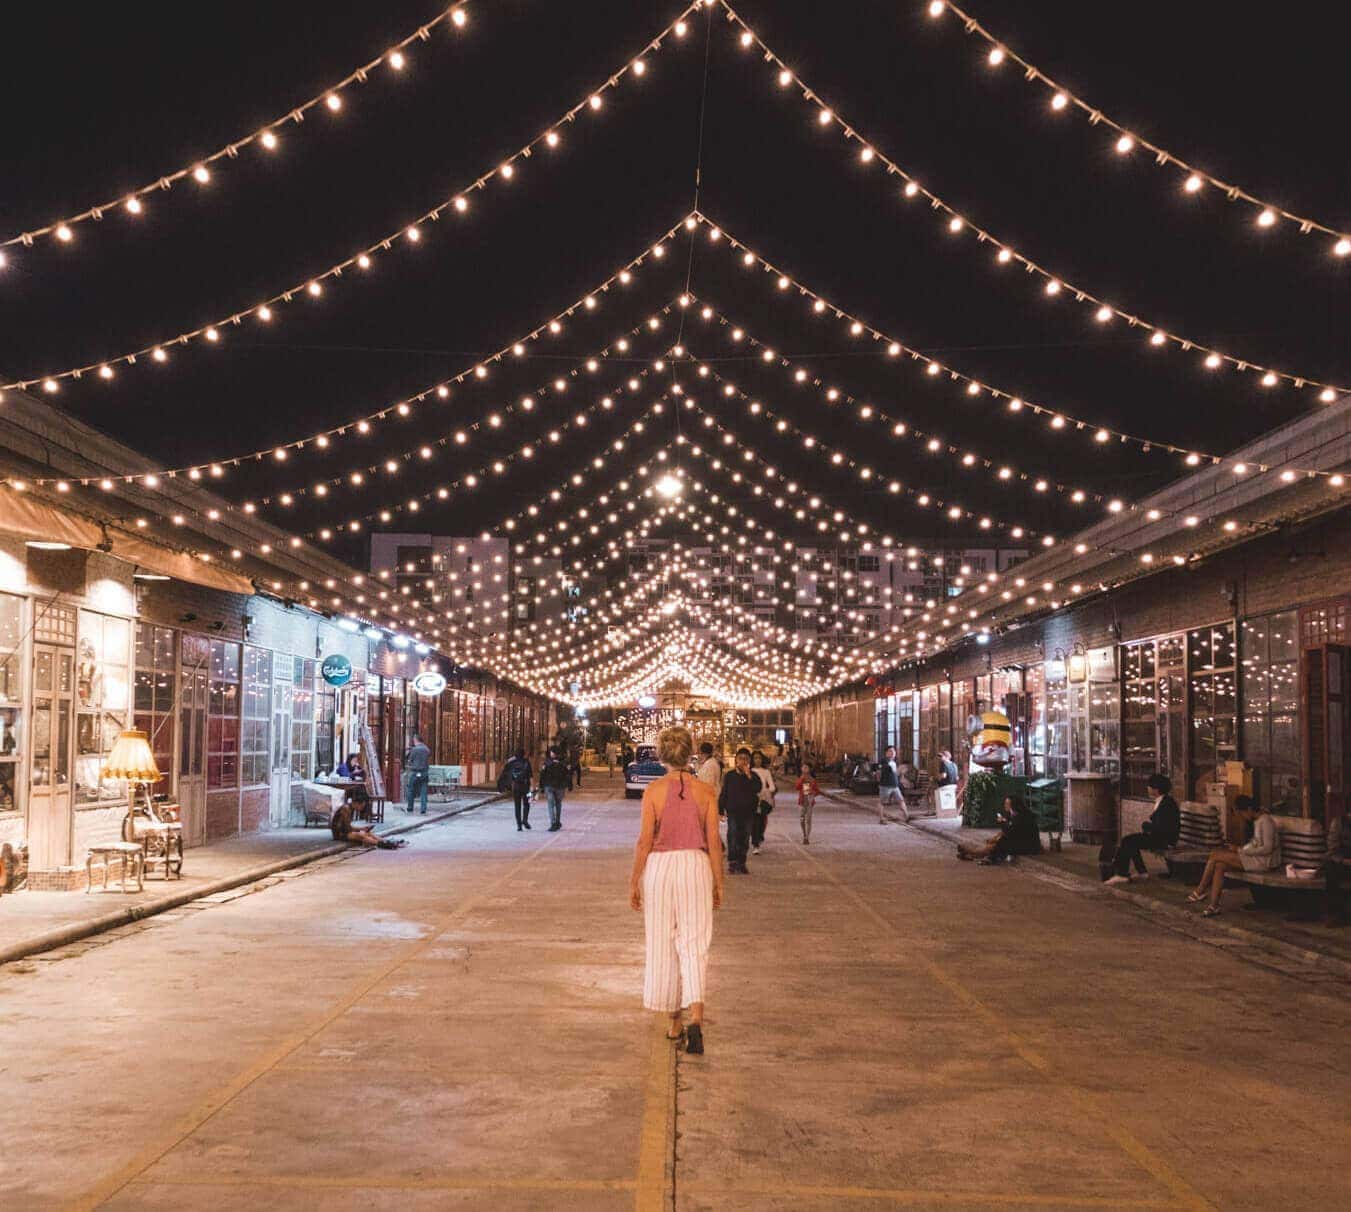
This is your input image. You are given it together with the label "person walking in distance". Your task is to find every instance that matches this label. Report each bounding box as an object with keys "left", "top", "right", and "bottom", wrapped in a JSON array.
[
  {"left": 403, "top": 733, "right": 431, "bottom": 815},
  {"left": 504, "top": 748, "right": 534, "bottom": 831},
  {"left": 750, "top": 750, "right": 776, "bottom": 854},
  {"left": 796, "top": 763, "right": 821, "bottom": 845},
  {"left": 538, "top": 747, "right": 570, "bottom": 832},
  {"left": 877, "top": 745, "right": 910, "bottom": 825},
  {"left": 719, "top": 747, "right": 759, "bottom": 875},
  {"left": 630, "top": 726, "right": 724, "bottom": 1054},
  {"left": 695, "top": 741, "right": 723, "bottom": 791}
]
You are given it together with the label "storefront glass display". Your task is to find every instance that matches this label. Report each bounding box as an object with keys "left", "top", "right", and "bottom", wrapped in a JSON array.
[
  {"left": 1044, "top": 670, "right": 1069, "bottom": 779},
  {"left": 75, "top": 612, "right": 131, "bottom": 805},
  {"left": 1241, "top": 611, "right": 1300, "bottom": 812},
  {"left": 0, "top": 593, "right": 22, "bottom": 812},
  {"left": 208, "top": 641, "right": 240, "bottom": 789},
  {"left": 291, "top": 657, "right": 315, "bottom": 780},
  {"left": 1026, "top": 664, "right": 1046, "bottom": 775},
  {"left": 241, "top": 647, "right": 272, "bottom": 787},
  {"left": 133, "top": 624, "right": 177, "bottom": 797},
  {"left": 1088, "top": 681, "right": 1121, "bottom": 777},
  {"left": 1189, "top": 622, "right": 1237, "bottom": 795}
]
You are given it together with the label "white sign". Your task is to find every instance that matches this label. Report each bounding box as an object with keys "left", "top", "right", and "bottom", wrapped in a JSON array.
[{"left": 412, "top": 671, "right": 447, "bottom": 697}]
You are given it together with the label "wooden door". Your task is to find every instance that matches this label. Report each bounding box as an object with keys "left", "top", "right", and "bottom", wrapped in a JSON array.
[
  {"left": 28, "top": 644, "right": 74, "bottom": 869},
  {"left": 177, "top": 657, "right": 208, "bottom": 849},
  {"left": 1305, "top": 644, "right": 1348, "bottom": 825}
]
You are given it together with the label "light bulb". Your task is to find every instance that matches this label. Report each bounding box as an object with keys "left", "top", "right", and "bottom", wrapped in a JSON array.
[
  {"left": 818, "top": 108, "right": 832, "bottom": 125},
  {"left": 987, "top": 47, "right": 1005, "bottom": 66},
  {"left": 1257, "top": 208, "right": 1276, "bottom": 227},
  {"left": 192, "top": 164, "right": 210, "bottom": 184},
  {"left": 1335, "top": 239, "right": 1351, "bottom": 257},
  {"left": 1184, "top": 173, "right": 1202, "bottom": 193},
  {"left": 1115, "top": 134, "right": 1134, "bottom": 154},
  {"left": 325, "top": 93, "right": 342, "bottom": 112},
  {"left": 124, "top": 196, "right": 143, "bottom": 215},
  {"left": 261, "top": 130, "right": 278, "bottom": 150},
  {"left": 451, "top": 7, "right": 467, "bottom": 27},
  {"left": 1051, "top": 91, "right": 1068, "bottom": 111},
  {"left": 778, "top": 69, "right": 792, "bottom": 87},
  {"left": 389, "top": 50, "right": 405, "bottom": 70},
  {"left": 1095, "top": 305, "right": 1113, "bottom": 323}
]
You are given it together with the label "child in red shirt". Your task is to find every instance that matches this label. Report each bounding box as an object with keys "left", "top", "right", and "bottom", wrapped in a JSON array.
[{"left": 795, "top": 765, "right": 821, "bottom": 845}]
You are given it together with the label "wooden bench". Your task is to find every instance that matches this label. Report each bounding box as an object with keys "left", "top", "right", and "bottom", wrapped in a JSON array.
[
  {"left": 1163, "top": 802, "right": 1224, "bottom": 878},
  {"left": 1226, "top": 815, "right": 1330, "bottom": 917}
]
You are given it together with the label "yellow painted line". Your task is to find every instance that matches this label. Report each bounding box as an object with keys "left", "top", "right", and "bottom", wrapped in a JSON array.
[
  {"left": 634, "top": 1019, "right": 677, "bottom": 1211},
  {"left": 65, "top": 804, "right": 601, "bottom": 1212},
  {"left": 779, "top": 824, "right": 1217, "bottom": 1212},
  {"left": 138, "top": 1174, "right": 636, "bottom": 1193},
  {"left": 681, "top": 1182, "right": 1184, "bottom": 1208}
]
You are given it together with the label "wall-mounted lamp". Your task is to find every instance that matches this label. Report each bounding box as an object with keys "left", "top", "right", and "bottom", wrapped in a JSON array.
[{"left": 1068, "top": 642, "right": 1089, "bottom": 683}]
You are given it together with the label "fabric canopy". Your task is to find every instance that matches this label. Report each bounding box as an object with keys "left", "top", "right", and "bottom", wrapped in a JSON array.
[{"left": 0, "top": 490, "right": 255, "bottom": 596}]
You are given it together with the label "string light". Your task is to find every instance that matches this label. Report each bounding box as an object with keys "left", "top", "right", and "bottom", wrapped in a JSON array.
[
  {"left": 0, "top": 2, "right": 477, "bottom": 256},
  {"left": 1, "top": 3, "right": 703, "bottom": 392},
  {"left": 920, "top": 1, "right": 1351, "bottom": 257},
  {"left": 719, "top": 3, "right": 1347, "bottom": 396}
]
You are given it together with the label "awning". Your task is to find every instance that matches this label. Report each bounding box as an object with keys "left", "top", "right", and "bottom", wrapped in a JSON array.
[{"left": 0, "top": 490, "right": 254, "bottom": 596}]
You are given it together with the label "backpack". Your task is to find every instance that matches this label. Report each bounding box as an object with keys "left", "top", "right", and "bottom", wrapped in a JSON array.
[{"left": 496, "top": 765, "right": 513, "bottom": 793}]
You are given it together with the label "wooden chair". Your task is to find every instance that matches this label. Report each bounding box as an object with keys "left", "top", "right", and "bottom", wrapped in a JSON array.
[{"left": 123, "top": 801, "right": 184, "bottom": 880}]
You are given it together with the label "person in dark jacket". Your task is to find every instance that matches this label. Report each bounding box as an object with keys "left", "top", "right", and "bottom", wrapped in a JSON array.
[
  {"left": 957, "top": 796, "right": 1042, "bottom": 864},
  {"left": 718, "top": 748, "right": 760, "bottom": 875},
  {"left": 538, "top": 747, "right": 570, "bottom": 831},
  {"left": 1103, "top": 773, "right": 1181, "bottom": 884},
  {"left": 503, "top": 748, "right": 534, "bottom": 832}
]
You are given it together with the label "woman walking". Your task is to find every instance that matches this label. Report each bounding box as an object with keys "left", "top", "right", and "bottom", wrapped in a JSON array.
[
  {"left": 750, "top": 750, "right": 776, "bottom": 854},
  {"left": 795, "top": 763, "right": 821, "bottom": 844},
  {"left": 630, "top": 726, "right": 724, "bottom": 1054}
]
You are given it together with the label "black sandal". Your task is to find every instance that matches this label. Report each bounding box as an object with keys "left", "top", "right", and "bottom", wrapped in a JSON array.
[
  {"left": 684, "top": 1023, "right": 704, "bottom": 1054},
  {"left": 666, "top": 1026, "right": 686, "bottom": 1043}
]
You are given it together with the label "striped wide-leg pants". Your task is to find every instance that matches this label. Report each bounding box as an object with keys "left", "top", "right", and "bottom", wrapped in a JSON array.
[{"left": 642, "top": 849, "right": 714, "bottom": 1012}]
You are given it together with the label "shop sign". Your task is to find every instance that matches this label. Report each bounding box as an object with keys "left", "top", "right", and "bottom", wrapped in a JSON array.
[
  {"left": 321, "top": 654, "right": 353, "bottom": 687},
  {"left": 413, "top": 671, "right": 447, "bottom": 697},
  {"left": 1088, "top": 646, "right": 1117, "bottom": 682}
]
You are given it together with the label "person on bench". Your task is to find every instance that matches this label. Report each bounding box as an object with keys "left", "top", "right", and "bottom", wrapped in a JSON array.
[
  {"left": 331, "top": 790, "right": 405, "bottom": 850},
  {"left": 1187, "top": 796, "right": 1278, "bottom": 917},
  {"left": 1103, "top": 773, "right": 1181, "bottom": 885},
  {"left": 957, "top": 795, "right": 1042, "bottom": 865}
]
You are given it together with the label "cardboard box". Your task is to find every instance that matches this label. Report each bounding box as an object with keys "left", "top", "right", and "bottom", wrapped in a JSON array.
[
  {"left": 1207, "top": 783, "right": 1242, "bottom": 842},
  {"left": 1224, "top": 761, "right": 1253, "bottom": 795}
]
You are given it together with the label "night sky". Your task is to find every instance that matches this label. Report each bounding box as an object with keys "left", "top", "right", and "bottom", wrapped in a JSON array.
[{"left": 3, "top": 0, "right": 1346, "bottom": 569}]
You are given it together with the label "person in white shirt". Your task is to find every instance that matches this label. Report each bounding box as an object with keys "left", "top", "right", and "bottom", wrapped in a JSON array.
[
  {"left": 695, "top": 742, "right": 723, "bottom": 791},
  {"left": 750, "top": 750, "right": 777, "bottom": 853},
  {"left": 1188, "top": 796, "right": 1281, "bottom": 917}
]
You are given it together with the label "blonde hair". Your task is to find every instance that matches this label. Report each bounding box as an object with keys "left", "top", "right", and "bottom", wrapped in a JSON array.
[{"left": 657, "top": 725, "right": 694, "bottom": 770}]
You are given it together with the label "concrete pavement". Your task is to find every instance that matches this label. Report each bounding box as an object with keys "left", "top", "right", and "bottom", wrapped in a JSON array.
[{"left": 1, "top": 779, "right": 1348, "bottom": 1210}]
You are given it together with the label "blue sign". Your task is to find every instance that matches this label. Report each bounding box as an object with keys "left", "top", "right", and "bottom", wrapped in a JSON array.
[{"left": 321, "top": 654, "right": 353, "bottom": 687}]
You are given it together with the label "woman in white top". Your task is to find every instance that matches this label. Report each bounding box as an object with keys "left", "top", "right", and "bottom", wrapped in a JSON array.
[
  {"left": 750, "top": 750, "right": 776, "bottom": 854},
  {"left": 1188, "top": 796, "right": 1281, "bottom": 916}
]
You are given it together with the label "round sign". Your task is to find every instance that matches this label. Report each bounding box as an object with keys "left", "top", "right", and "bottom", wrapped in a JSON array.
[
  {"left": 413, "top": 671, "right": 447, "bottom": 697},
  {"left": 320, "top": 654, "right": 353, "bottom": 687}
]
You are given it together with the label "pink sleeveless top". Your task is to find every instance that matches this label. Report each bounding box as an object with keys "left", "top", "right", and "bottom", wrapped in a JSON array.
[{"left": 651, "top": 774, "right": 708, "bottom": 852}]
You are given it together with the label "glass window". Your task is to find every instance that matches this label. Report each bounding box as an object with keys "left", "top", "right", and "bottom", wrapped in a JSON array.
[
  {"left": 1189, "top": 623, "right": 1237, "bottom": 796},
  {"left": 292, "top": 657, "right": 315, "bottom": 780},
  {"left": 1026, "top": 663, "right": 1046, "bottom": 775},
  {"left": 0, "top": 593, "right": 22, "bottom": 812},
  {"left": 75, "top": 612, "right": 131, "bottom": 805},
  {"left": 1240, "top": 611, "right": 1300, "bottom": 812},
  {"left": 133, "top": 624, "right": 177, "bottom": 798},
  {"left": 1089, "top": 681, "right": 1121, "bottom": 777},
  {"left": 208, "top": 640, "right": 240, "bottom": 789},
  {"left": 1045, "top": 679, "right": 1070, "bottom": 779},
  {"left": 240, "top": 647, "right": 272, "bottom": 787}
]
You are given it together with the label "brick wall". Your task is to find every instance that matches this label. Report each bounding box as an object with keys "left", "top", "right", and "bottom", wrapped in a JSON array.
[{"left": 205, "top": 789, "right": 240, "bottom": 842}]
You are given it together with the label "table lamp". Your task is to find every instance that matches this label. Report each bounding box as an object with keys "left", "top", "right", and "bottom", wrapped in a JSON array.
[{"left": 105, "top": 729, "right": 161, "bottom": 813}]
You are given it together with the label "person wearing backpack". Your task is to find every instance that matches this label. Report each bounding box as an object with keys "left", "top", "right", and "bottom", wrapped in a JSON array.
[
  {"left": 538, "top": 747, "right": 570, "bottom": 831},
  {"left": 500, "top": 748, "right": 534, "bottom": 831}
]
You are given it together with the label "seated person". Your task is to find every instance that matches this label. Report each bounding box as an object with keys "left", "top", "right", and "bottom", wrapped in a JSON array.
[
  {"left": 898, "top": 761, "right": 920, "bottom": 793},
  {"left": 1103, "top": 773, "right": 1181, "bottom": 885},
  {"left": 330, "top": 791, "right": 405, "bottom": 849},
  {"left": 1187, "top": 795, "right": 1278, "bottom": 916},
  {"left": 336, "top": 752, "right": 365, "bottom": 780},
  {"left": 957, "top": 795, "right": 1042, "bottom": 864}
]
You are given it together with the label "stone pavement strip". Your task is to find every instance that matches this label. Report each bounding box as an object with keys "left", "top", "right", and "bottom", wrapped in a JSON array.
[
  {"left": 1, "top": 782, "right": 1348, "bottom": 1210},
  {"left": 0, "top": 790, "right": 503, "bottom": 967}
]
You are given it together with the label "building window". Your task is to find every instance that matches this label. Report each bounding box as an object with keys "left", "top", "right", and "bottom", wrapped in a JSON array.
[
  {"left": 241, "top": 647, "right": 273, "bottom": 787},
  {"left": 292, "top": 657, "right": 315, "bottom": 780},
  {"left": 1241, "top": 611, "right": 1299, "bottom": 812},
  {"left": 1188, "top": 622, "right": 1237, "bottom": 796},
  {"left": 1025, "top": 664, "right": 1046, "bottom": 775},
  {"left": 1122, "top": 635, "right": 1187, "bottom": 798},
  {"left": 75, "top": 612, "right": 131, "bottom": 806},
  {"left": 208, "top": 641, "right": 240, "bottom": 789},
  {"left": 1044, "top": 672, "right": 1070, "bottom": 779},
  {"left": 133, "top": 624, "right": 177, "bottom": 798},
  {"left": 0, "top": 593, "right": 23, "bottom": 813},
  {"left": 1088, "top": 681, "right": 1121, "bottom": 777}
]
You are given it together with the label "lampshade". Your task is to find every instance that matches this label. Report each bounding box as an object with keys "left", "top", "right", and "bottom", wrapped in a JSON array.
[{"left": 105, "top": 729, "right": 161, "bottom": 782}]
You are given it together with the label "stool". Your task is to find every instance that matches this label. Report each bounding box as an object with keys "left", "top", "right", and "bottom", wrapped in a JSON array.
[{"left": 86, "top": 843, "right": 145, "bottom": 893}]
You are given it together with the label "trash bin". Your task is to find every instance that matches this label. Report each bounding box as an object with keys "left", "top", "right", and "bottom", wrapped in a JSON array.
[{"left": 1065, "top": 772, "right": 1116, "bottom": 845}]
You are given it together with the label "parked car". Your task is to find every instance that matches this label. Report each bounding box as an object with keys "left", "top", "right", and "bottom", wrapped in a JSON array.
[{"left": 624, "top": 744, "right": 665, "bottom": 799}]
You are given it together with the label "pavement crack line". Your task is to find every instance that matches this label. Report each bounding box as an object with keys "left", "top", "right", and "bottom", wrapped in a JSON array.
[
  {"left": 768, "top": 820, "right": 1218, "bottom": 1212},
  {"left": 63, "top": 800, "right": 604, "bottom": 1212}
]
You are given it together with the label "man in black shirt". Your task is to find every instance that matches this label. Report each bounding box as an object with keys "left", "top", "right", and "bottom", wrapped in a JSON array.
[
  {"left": 718, "top": 747, "right": 759, "bottom": 874},
  {"left": 503, "top": 748, "right": 534, "bottom": 832},
  {"left": 1104, "top": 773, "right": 1180, "bottom": 883}
]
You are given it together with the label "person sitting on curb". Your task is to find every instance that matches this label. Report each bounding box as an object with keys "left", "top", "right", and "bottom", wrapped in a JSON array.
[
  {"left": 1102, "top": 773, "right": 1180, "bottom": 885},
  {"left": 1187, "top": 795, "right": 1279, "bottom": 917},
  {"left": 957, "top": 795, "right": 1042, "bottom": 865},
  {"left": 330, "top": 790, "right": 406, "bottom": 849}
]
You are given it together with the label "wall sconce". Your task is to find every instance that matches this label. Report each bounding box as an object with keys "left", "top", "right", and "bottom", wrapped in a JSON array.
[{"left": 1068, "top": 643, "right": 1089, "bottom": 683}]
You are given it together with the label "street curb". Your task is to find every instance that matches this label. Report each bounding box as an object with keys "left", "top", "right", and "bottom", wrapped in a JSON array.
[
  {"left": 822, "top": 788, "right": 1351, "bottom": 983},
  {"left": 0, "top": 791, "right": 508, "bottom": 968}
]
